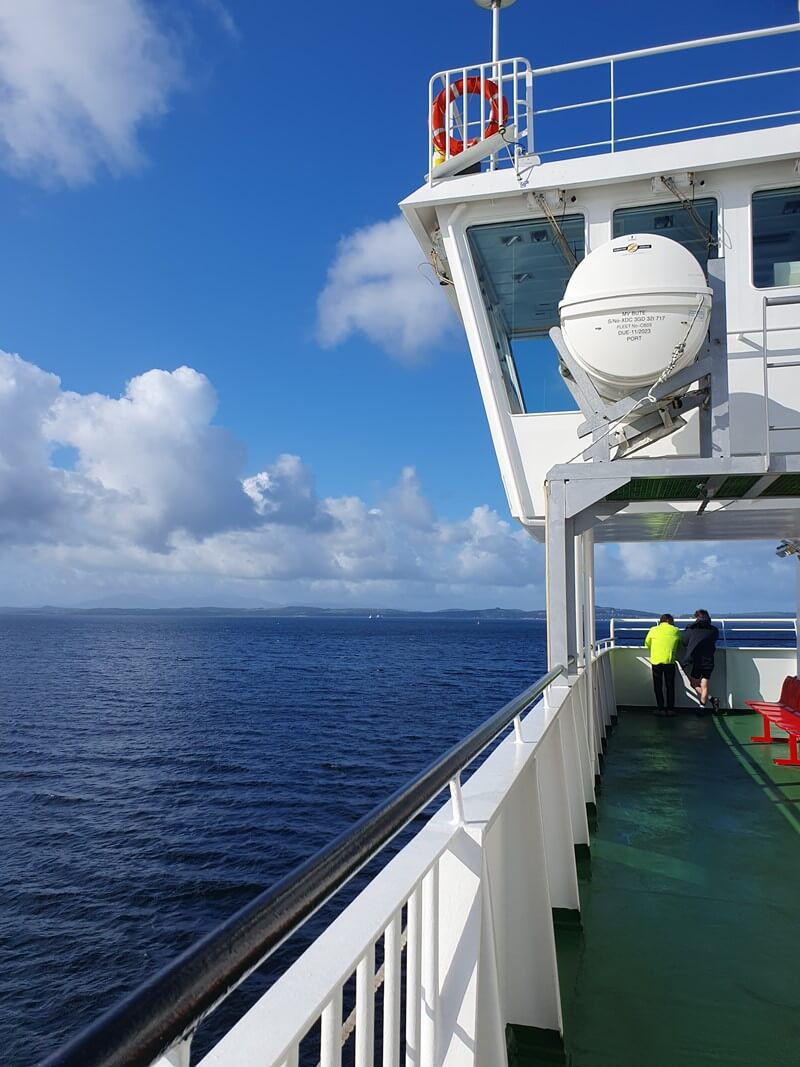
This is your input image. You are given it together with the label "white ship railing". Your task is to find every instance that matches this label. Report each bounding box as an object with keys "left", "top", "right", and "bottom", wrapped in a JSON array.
[
  {"left": 196, "top": 661, "right": 611, "bottom": 1067},
  {"left": 607, "top": 615, "right": 798, "bottom": 647},
  {"left": 427, "top": 57, "right": 532, "bottom": 176},
  {"left": 427, "top": 21, "right": 800, "bottom": 181},
  {"left": 39, "top": 656, "right": 618, "bottom": 1067}
]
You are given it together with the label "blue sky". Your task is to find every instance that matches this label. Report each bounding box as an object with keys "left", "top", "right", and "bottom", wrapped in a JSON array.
[{"left": 0, "top": 0, "right": 796, "bottom": 610}]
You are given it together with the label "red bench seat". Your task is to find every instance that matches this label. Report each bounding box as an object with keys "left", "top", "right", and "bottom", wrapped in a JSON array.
[{"left": 746, "top": 675, "right": 800, "bottom": 767}]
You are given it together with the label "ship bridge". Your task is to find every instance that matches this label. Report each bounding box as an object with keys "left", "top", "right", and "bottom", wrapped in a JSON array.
[{"left": 401, "top": 18, "right": 800, "bottom": 670}]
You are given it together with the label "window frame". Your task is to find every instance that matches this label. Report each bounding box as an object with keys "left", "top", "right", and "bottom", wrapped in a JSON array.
[
  {"left": 466, "top": 210, "right": 589, "bottom": 415},
  {"left": 610, "top": 195, "right": 721, "bottom": 276},
  {"left": 750, "top": 183, "right": 800, "bottom": 291}
]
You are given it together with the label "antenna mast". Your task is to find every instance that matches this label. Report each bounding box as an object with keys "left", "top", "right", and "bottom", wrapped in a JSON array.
[{"left": 473, "top": 0, "right": 517, "bottom": 65}]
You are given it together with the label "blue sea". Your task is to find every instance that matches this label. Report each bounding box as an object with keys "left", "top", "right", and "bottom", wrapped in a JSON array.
[{"left": 1, "top": 614, "right": 554, "bottom": 1065}]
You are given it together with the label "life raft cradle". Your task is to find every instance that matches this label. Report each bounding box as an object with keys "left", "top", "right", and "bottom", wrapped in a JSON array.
[{"left": 431, "top": 76, "right": 508, "bottom": 163}]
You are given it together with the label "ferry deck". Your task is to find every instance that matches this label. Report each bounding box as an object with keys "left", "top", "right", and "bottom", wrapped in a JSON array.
[{"left": 41, "top": 14, "right": 800, "bottom": 1067}]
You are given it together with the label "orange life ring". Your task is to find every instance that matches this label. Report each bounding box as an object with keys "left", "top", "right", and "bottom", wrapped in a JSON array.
[{"left": 431, "top": 77, "right": 508, "bottom": 157}]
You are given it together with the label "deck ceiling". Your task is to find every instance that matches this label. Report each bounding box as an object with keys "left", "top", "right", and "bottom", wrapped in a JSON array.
[
  {"left": 582, "top": 473, "right": 800, "bottom": 542},
  {"left": 592, "top": 506, "right": 800, "bottom": 542},
  {"left": 605, "top": 474, "right": 800, "bottom": 502}
]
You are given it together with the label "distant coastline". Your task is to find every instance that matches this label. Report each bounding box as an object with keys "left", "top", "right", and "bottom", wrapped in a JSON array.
[{"left": 0, "top": 605, "right": 789, "bottom": 620}]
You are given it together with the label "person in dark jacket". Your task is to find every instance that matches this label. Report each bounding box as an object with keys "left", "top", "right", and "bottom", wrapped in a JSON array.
[{"left": 682, "top": 609, "right": 720, "bottom": 714}]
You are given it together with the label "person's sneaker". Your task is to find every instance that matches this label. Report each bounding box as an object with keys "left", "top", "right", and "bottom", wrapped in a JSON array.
[{"left": 710, "top": 696, "right": 721, "bottom": 714}]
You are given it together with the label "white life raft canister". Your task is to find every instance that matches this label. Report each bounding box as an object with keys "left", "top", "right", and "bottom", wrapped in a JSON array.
[{"left": 558, "top": 233, "right": 712, "bottom": 402}]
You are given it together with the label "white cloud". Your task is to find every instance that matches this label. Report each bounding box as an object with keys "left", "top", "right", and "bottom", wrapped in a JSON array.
[
  {"left": 317, "top": 216, "right": 456, "bottom": 360},
  {"left": 49, "top": 365, "right": 255, "bottom": 549},
  {"left": 0, "top": 0, "right": 182, "bottom": 184},
  {"left": 0, "top": 349, "right": 544, "bottom": 605},
  {"left": 599, "top": 541, "right": 793, "bottom": 614},
  {"left": 197, "top": 0, "right": 240, "bottom": 40},
  {"left": 0, "top": 346, "right": 791, "bottom": 612}
]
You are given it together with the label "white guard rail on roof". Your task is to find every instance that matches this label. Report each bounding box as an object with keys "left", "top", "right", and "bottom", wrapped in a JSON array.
[
  {"left": 197, "top": 655, "right": 616, "bottom": 1067},
  {"left": 428, "top": 58, "right": 532, "bottom": 176},
  {"left": 427, "top": 21, "right": 800, "bottom": 180}
]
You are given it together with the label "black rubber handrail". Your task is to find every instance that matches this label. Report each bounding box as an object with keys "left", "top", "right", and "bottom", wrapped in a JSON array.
[{"left": 39, "top": 664, "right": 565, "bottom": 1067}]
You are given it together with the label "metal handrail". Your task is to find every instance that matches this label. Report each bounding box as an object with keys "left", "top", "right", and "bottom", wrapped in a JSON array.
[
  {"left": 427, "top": 21, "right": 800, "bottom": 169},
  {"left": 610, "top": 616, "right": 795, "bottom": 623},
  {"left": 762, "top": 293, "right": 800, "bottom": 461},
  {"left": 607, "top": 616, "right": 796, "bottom": 647},
  {"left": 39, "top": 664, "right": 566, "bottom": 1067},
  {"left": 530, "top": 21, "right": 800, "bottom": 76}
]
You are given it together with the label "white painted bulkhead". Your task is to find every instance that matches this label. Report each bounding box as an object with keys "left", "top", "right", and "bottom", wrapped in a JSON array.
[
  {"left": 179, "top": 641, "right": 796, "bottom": 1067},
  {"left": 609, "top": 645, "right": 795, "bottom": 710},
  {"left": 195, "top": 657, "right": 616, "bottom": 1067},
  {"left": 402, "top": 127, "right": 800, "bottom": 532}
]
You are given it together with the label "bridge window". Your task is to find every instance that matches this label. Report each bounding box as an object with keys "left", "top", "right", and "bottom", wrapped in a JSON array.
[
  {"left": 467, "top": 215, "right": 586, "bottom": 413},
  {"left": 612, "top": 198, "right": 718, "bottom": 273},
  {"left": 752, "top": 186, "right": 800, "bottom": 288}
]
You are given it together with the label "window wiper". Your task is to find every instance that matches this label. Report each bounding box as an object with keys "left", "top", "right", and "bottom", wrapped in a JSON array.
[
  {"left": 660, "top": 175, "right": 719, "bottom": 251},
  {"left": 530, "top": 192, "right": 578, "bottom": 272}
]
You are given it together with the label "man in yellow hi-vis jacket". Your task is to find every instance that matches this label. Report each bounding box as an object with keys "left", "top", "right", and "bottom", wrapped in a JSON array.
[{"left": 645, "top": 613, "right": 683, "bottom": 716}]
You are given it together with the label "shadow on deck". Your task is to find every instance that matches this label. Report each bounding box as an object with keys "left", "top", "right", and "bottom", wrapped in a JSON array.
[{"left": 511, "top": 706, "right": 800, "bottom": 1066}]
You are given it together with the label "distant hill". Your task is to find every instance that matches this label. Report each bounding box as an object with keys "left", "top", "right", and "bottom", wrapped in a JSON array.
[
  {"left": 0, "top": 603, "right": 657, "bottom": 619},
  {"left": 0, "top": 604, "right": 790, "bottom": 619},
  {"left": 75, "top": 593, "right": 278, "bottom": 610}
]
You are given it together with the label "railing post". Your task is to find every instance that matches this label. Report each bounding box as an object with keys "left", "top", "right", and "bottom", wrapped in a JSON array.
[
  {"left": 320, "top": 991, "right": 343, "bottom": 1067},
  {"left": 405, "top": 887, "right": 422, "bottom": 1067},
  {"left": 428, "top": 75, "right": 436, "bottom": 184},
  {"left": 609, "top": 617, "right": 616, "bottom": 647},
  {"left": 526, "top": 68, "right": 534, "bottom": 154},
  {"left": 762, "top": 295, "right": 771, "bottom": 469},
  {"left": 420, "top": 864, "right": 439, "bottom": 1067},
  {"left": 609, "top": 59, "right": 615, "bottom": 151},
  {"left": 356, "top": 945, "right": 376, "bottom": 1067},
  {"left": 382, "top": 911, "right": 402, "bottom": 1067},
  {"left": 449, "top": 775, "right": 465, "bottom": 825},
  {"left": 158, "top": 1039, "right": 192, "bottom": 1067}
]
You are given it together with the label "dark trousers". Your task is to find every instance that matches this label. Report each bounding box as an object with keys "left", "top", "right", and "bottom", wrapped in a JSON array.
[{"left": 652, "top": 663, "right": 676, "bottom": 710}]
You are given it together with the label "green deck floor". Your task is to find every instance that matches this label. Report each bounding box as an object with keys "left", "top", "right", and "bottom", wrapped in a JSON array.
[{"left": 520, "top": 708, "right": 800, "bottom": 1066}]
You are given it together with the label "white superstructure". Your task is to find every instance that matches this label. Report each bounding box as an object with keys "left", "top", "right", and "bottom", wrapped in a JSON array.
[{"left": 402, "top": 18, "right": 800, "bottom": 675}]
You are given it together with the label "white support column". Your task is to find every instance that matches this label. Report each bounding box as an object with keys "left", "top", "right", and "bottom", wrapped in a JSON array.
[
  {"left": 546, "top": 478, "right": 578, "bottom": 677},
  {"left": 570, "top": 673, "right": 596, "bottom": 805},
  {"left": 584, "top": 529, "right": 596, "bottom": 664},
  {"left": 484, "top": 760, "right": 562, "bottom": 1034},
  {"left": 600, "top": 655, "right": 616, "bottom": 728},
  {"left": 435, "top": 827, "right": 507, "bottom": 1067},
  {"left": 475, "top": 853, "right": 507, "bottom": 1067},
  {"left": 574, "top": 533, "right": 585, "bottom": 670},
  {"left": 435, "top": 831, "right": 482, "bottom": 1067},
  {"left": 535, "top": 725, "right": 581, "bottom": 911},
  {"left": 558, "top": 692, "right": 591, "bottom": 844}
]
